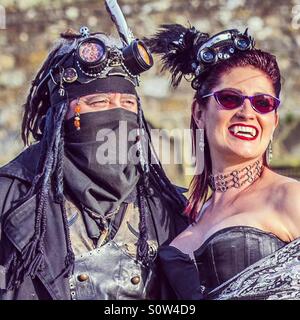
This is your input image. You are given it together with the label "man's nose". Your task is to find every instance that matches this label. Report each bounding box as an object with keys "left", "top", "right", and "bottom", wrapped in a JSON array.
[{"left": 109, "top": 93, "right": 122, "bottom": 108}]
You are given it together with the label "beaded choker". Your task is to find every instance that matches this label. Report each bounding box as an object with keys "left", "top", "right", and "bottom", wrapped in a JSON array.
[{"left": 209, "top": 160, "right": 263, "bottom": 192}]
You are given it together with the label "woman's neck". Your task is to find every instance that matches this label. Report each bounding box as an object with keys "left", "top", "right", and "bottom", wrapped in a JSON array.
[
  {"left": 209, "top": 157, "right": 264, "bottom": 204},
  {"left": 211, "top": 157, "right": 263, "bottom": 175}
]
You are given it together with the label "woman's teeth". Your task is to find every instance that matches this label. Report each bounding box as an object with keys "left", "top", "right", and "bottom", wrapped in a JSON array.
[
  {"left": 229, "top": 126, "right": 256, "bottom": 137},
  {"left": 229, "top": 125, "right": 258, "bottom": 138}
]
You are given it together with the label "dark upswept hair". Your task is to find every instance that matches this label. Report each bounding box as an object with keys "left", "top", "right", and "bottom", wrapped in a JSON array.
[{"left": 147, "top": 24, "right": 281, "bottom": 222}]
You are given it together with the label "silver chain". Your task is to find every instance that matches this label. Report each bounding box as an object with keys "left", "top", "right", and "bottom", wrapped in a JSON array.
[{"left": 209, "top": 160, "right": 263, "bottom": 192}]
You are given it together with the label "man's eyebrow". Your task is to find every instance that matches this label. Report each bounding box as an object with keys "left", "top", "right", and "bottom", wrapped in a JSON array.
[
  {"left": 80, "top": 93, "right": 137, "bottom": 104},
  {"left": 81, "top": 94, "right": 109, "bottom": 103}
]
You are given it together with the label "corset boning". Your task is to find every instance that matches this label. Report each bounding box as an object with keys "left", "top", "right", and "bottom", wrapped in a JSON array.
[
  {"left": 158, "top": 226, "right": 287, "bottom": 299},
  {"left": 194, "top": 226, "right": 286, "bottom": 292}
]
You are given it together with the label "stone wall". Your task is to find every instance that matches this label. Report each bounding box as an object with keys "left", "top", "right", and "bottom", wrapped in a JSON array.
[{"left": 1, "top": 0, "right": 300, "bottom": 186}]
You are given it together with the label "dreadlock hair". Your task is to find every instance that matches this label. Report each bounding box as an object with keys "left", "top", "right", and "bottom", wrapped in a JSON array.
[
  {"left": 135, "top": 97, "right": 150, "bottom": 266},
  {"left": 136, "top": 97, "right": 187, "bottom": 266},
  {"left": 147, "top": 24, "right": 282, "bottom": 223},
  {"left": 6, "top": 30, "right": 83, "bottom": 289},
  {"left": 6, "top": 98, "right": 74, "bottom": 289}
]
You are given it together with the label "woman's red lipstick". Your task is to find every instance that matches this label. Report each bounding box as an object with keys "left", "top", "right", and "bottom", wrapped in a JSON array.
[{"left": 228, "top": 123, "right": 259, "bottom": 141}]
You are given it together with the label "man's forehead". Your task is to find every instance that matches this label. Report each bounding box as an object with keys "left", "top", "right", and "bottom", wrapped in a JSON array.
[{"left": 82, "top": 92, "right": 137, "bottom": 99}]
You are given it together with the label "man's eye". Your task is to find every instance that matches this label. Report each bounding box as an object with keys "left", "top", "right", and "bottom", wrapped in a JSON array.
[
  {"left": 123, "top": 100, "right": 136, "bottom": 105},
  {"left": 91, "top": 99, "right": 109, "bottom": 105}
]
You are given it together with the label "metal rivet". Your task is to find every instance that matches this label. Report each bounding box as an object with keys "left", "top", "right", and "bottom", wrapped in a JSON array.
[
  {"left": 77, "top": 274, "right": 89, "bottom": 282},
  {"left": 131, "top": 276, "right": 140, "bottom": 285},
  {"left": 147, "top": 187, "right": 155, "bottom": 196}
]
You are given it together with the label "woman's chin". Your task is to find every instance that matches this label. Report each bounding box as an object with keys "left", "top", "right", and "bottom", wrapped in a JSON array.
[
  {"left": 230, "top": 148, "right": 262, "bottom": 161},
  {"left": 221, "top": 143, "right": 263, "bottom": 161}
]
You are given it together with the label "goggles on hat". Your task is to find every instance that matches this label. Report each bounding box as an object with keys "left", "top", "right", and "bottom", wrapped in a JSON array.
[
  {"left": 36, "top": 26, "right": 153, "bottom": 99},
  {"left": 37, "top": 0, "right": 154, "bottom": 99},
  {"left": 192, "top": 29, "right": 254, "bottom": 89},
  {"left": 74, "top": 35, "right": 153, "bottom": 80}
]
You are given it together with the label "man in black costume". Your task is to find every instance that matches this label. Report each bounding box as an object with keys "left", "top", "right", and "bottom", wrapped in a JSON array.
[{"left": 0, "top": 2, "right": 186, "bottom": 300}]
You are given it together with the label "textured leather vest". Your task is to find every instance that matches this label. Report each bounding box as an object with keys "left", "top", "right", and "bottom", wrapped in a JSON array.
[{"left": 67, "top": 202, "right": 158, "bottom": 300}]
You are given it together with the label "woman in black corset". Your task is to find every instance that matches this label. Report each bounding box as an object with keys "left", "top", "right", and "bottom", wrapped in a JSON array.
[{"left": 147, "top": 25, "right": 300, "bottom": 300}]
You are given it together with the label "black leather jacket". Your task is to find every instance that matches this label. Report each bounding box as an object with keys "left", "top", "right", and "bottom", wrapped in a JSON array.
[{"left": 0, "top": 143, "right": 187, "bottom": 300}]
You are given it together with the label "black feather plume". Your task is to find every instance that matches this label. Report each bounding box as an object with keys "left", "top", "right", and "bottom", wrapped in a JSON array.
[{"left": 144, "top": 24, "right": 209, "bottom": 87}]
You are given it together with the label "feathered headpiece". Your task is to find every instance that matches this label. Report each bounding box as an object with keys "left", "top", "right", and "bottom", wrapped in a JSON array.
[{"left": 145, "top": 24, "right": 255, "bottom": 90}]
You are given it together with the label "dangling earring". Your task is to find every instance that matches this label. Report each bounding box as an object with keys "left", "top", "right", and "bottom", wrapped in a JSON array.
[
  {"left": 266, "top": 139, "right": 273, "bottom": 166},
  {"left": 74, "top": 99, "right": 81, "bottom": 130},
  {"left": 196, "top": 128, "right": 205, "bottom": 175}
]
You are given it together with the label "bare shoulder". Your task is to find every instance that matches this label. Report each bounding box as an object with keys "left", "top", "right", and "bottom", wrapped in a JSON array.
[
  {"left": 276, "top": 177, "right": 300, "bottom": 207},
  {"left": 273, "top": 175, "right": 300, "bottom": 239}
]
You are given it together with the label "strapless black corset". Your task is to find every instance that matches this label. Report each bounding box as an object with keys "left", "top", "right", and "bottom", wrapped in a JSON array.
[{"left": 158, "top": 226, "right": 287, "bottom": 300}]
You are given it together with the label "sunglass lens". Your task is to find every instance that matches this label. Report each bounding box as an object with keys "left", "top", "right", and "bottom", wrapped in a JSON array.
[
  {"left": 216, "top": 91, "right": 243, "bottom": 109},
  {"left": 252, "top": 95, "right": 278, "bottom": 113}
]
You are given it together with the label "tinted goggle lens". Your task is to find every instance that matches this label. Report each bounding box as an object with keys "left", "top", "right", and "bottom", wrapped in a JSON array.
[
  {"left": 122, "top": 40, "right": 153, "bottom": 75},
  {"left": 199, "top": 48, "right": 216, "bottom": 64},
  {"left": 234, "top": 36, "right": 251, "bottom": 51},
  {"left": 78, "top": 39, "right": 106, "bottom": 65},
  {"left": 215, "top": 90, "right": 279, "bottom": 113},
  {"left": 137, "top": 42, "right": 152, "bottom": 67}
]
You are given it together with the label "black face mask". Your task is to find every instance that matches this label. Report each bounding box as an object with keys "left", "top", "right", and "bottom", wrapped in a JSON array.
[{"left": 63, "top": 108, "right": 140, "bottom": 218}]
